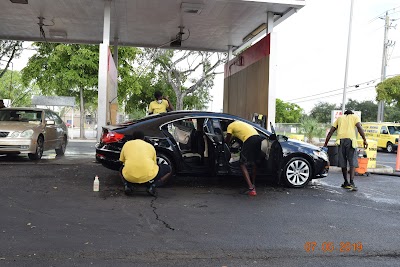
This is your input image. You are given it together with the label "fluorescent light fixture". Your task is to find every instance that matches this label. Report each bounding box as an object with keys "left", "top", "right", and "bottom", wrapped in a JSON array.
[
  {"left": 10, "top": 0, "right": 28, "bottom": 3},
  {"left": 49, "top": 29, "right": 67, "bottom": 39},
  {"left": 181, "top": 2, "right": 203, "bottom": 14},
  {"left": 242, "top": 23, "right": 266, "bottom": 43}
]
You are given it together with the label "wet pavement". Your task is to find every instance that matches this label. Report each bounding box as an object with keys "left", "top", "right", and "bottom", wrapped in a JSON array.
[{"left": 0, "top": 140, "right": 400, "bottom": 266}]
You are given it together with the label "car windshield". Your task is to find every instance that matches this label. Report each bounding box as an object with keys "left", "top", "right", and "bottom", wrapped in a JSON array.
[
  {"left": 388, "top": 126, "right": 400, "bottom": 135},
  {"left": 0, "top": 110, "right": 42, "bottom": 122}
]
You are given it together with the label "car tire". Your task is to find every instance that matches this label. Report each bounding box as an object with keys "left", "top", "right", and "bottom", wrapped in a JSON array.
[
  {"left": 28, "top": 136, "right": 44, "bottom": 160},
  {"left": 156, "top": 153, "right": 175, "bottom": 185},
  {"left": 55, "top": 136, "right": 67, "bottom": 156},
  {"left": 386, "top": 142, "right": 394, "bottom": 153},
  {"left": 283, "top": 157, "right": 312, "bottom": 188}
]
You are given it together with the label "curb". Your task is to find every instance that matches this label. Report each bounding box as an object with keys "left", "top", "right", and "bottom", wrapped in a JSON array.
[{"left": 329, "top": 165, "right": 395, "bottom": 175}]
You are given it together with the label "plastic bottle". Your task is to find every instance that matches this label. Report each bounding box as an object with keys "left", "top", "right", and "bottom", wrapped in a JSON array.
[{"left": 93, "top": 175, "right": 99, "bottom": 192}]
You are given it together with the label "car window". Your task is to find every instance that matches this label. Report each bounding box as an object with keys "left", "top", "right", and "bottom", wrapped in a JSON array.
[
  {"left": 0, "top": 110, "right": 42, "bottom": 122},
  {"left": 50, "top": 111, "right": 63, "bottom": 125},
  {"left": 380, "top": 126, "right": 388, "bottom": 134},
  {"left": 388, "top": 126, "right": 400, "bottom": 135}
]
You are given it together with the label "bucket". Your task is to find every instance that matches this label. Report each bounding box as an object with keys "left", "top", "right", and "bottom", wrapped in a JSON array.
[{"left": 355, "top": 157, "right": 368, "bottom": 175}]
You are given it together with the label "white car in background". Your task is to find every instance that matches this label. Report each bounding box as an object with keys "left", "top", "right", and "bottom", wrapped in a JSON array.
[{"left": 0, "top": 107, "right": 68, "bottom": 160}]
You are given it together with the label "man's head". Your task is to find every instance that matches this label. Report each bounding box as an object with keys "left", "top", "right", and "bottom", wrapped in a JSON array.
[
  {"left": 344, "top": 110, "right": 354, "bottom": 115},
  {"left": 0, "top": 100, "right": 5, "bottom": 108},
  {"left": 132, "top": 131, "right": 145, "bottom": 140},
  {"left": 154, "top": 91, "right": 163, "bottom": 100}
]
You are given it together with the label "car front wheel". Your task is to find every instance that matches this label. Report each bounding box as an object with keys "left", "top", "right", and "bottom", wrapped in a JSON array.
[
  {"left": 283, "top": 157, "right": 312, "bottom": 188},
  {"left": 28, "top": 136, "right": 44, "bottom": 160},
  {"left": 156, "top": 153, "right": 175, "bottom": 185},
  {"left": 386, "top": 142, "right": 394, "bottom": 153},
  {"left": 55, "top": 136, "right": 67, "bottom": 156}
]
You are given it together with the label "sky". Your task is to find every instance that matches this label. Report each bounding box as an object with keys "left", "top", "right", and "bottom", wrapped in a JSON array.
[
  {"left": 9, "top": 0, "right": 400, "bottom": 115},
  {"left": 209, "top": 0, "right": 400, "bottom": 114}
]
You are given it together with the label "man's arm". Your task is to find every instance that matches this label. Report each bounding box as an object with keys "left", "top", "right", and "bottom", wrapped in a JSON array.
[
  {"left": 224, "top": 133, "right": 232, "bottom": 144},
  {"left": 356, "top": 122, "right": 368, "bottom": 148},
  {"left": 323, "top": 126, "right": 337, "bottom": 147},
  {"left": 164, "top": 96, "right": 174, "bottom": 111}
]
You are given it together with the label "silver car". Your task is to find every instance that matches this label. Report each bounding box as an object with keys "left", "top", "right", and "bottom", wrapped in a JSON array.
[{"left": 0, "top": 107, "right": 68, "bottom": 160}]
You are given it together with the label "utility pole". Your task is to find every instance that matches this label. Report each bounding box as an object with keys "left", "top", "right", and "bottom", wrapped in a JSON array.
[
  {"left": 342, "top": 0, "right": 354, "bottom": 114},
  {"left": 377, "top": 11, "right": 390, "bottom": 122}
]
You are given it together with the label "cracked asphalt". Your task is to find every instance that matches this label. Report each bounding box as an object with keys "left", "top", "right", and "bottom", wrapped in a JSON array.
[{"left": 1, "top": 140, "right": 400, "bottom": 266}]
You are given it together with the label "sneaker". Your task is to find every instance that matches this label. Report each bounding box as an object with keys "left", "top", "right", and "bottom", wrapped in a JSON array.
[
  {"left": 146, "top": 185, "right": 157, "bottom": 197},
  {"left": 341, "top": 182, "right": 350, "bottom": 188},
  {"left": 342, "top": 183, "right": 353, "bottom": 190},
  {"left": 240, "top": 188, "right": 257, "bottom": 196},
  {"left": 350, "top": 182, "right": 358, "bottom": 191},
  {"left": 124, "top": 184, "right": 133, "bottom": 195}
]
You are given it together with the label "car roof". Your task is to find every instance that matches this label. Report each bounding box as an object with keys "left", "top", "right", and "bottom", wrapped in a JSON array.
[{"left": 0, "top": 107, "right": 48, "bottom": 112}]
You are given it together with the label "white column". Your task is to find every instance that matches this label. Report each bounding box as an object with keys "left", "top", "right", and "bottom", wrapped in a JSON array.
[
  {"left": 97, "top": 0, "right": 111, "bottom": 139},
  {"left": 267, "top": 11, "right": 276, "bottom": 131}
]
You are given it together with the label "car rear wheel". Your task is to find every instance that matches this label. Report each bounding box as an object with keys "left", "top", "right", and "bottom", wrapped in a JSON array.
[
  {"left": 156, "top": 153, "right": 175, "bottom": 185},
  {"left": 55, "top": 136, "right": 67, "bottom": 156},
  {"left": 386, "top": 142, "right": 394, "bottom": 153},
  {"left": 28, "top": 136, "right": 44, "bottom": 160},
  {"left": 283, "top": 157, "right": 312, "bottom": 188}
]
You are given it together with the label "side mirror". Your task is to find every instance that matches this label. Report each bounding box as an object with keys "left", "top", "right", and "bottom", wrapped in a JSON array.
[
  {"left": 46, "top": 120, "right": 55, "bottom": 125},
  {"left": 382, "top": 130, "right": 388, "bottom": 134}
]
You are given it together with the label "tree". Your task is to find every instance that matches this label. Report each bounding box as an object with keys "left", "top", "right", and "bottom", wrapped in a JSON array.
[
  {"left": 309, "top": 102, "right": 338, "bottom": 123},
  {"left": 343, "top": 98, "right": 377, "bottom": 122},
  {"left": 300, "top": 117, "right": 325, "bottom": 144},
  {"left": 376, "top": 75, "right": 400, "bottom": 105},
  {"left": 154, "top": 50, "right": 226, "bottom": 110},
  {"left": 275, "top": 98, "right": 303, "bottom": 123},
  {"left": 0, "top": 40, "right": 23, "bottom": 79},
  {"left": 22, "top": 43, "right": 140, "bottom": 138},
  {"left": 0, "top": 69, "right": 39, "bottom": 106}
]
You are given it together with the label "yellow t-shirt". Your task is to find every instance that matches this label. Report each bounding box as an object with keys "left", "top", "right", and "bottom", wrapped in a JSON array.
[
  {"left": 148, "top": 99, "right": 169, "bottom": 114},
  {"left": 333, "top": 114, "right": 360, "bottom": 148},
  {"left": 119, "top": 140, "right": 159, "bottom": 183},
  {"left": 227, "top": 121, "right": 258, "bottom": 142}
]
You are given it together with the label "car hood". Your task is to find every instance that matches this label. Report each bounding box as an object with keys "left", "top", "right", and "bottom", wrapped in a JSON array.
[
  {"left": 0, "top": 121, "right": 42, "bottom": 131},
  {"left": 286, "top": 138, "right": 323, "bottom": 151}
]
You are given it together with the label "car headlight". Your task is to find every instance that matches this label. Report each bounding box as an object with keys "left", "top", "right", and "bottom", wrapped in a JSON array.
[
  {"left": 9, "top": 130, "right": 34, "bottom": 138},
  {"left": 313, "top": 150, "right": 329, "bottom": 161},
  {"left": 20, "top": 129, "right": 34, "bottom": 138}
]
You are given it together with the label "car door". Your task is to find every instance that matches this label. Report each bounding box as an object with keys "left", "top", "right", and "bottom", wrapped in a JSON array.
[
  {"left": 44, "top": 111, "right": 58, "bottom": 150},
  {"left": 379, "top": 126, "right": 390, "bottom": 148},
  {"left": 203, "top": 118, "right": 231, "bottom": 175}
]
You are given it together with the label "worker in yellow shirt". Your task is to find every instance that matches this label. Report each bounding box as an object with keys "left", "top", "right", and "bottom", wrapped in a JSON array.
[
  {"left": 324, "top": 110, "right": 368, "bottom": 191},
  {"left": 148, "top": 91, "right": 174, "bottom": 115},
  {"left": 119, "top": 131, "right": 172, "bottom": 196},
  {"left": 224, "top": 120, "right": 263, "bottom": 196}
]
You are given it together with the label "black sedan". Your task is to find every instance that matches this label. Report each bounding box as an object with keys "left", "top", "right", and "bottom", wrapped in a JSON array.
[{"left": 95, "top": 111, "right": 329, "bottom": 188}]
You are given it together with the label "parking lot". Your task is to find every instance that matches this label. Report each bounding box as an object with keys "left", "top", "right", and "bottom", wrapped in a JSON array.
[{"left": 1, "top": 140, "right": 400, "bottom": 266}]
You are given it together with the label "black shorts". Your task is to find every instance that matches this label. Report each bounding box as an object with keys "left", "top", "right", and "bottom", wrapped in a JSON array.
[
  {"left": 338, "top": 138, "right": 358, "bottom": 168},
  {"left": 150, "top": 164, "right": 172, "bottom": 186},
  {"left": 240, "top": 135, "right": 263, "bottom": 164}
]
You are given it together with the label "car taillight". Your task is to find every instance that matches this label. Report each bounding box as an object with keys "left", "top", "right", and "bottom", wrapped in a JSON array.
[{"left": 102, "top": 131, "right": 125, "bottom": 143}]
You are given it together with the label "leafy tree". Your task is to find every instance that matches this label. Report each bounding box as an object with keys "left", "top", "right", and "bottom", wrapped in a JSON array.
[
  {"left": 0, "top": 40, "right": 23, "bottom": 78},
  {"left": 309, "top": 102, "right": 338, "bottom": 123},
  {"left": 300, "top": 117, "right": 325, "bottom": 144},
  {"left": 342, "top": 98, "right": 377, "bottom": 122},
  {"left": 385, "top": 103, "right": 400, "bottom": 122},
  {"left": 376, "top": 75, "right": 400, "bottom": 105},
  {"left": 153, "top": 50, "right": 226, "bottom": 110},
  {"left": 21, "top": 43, "right": 140, "bottom": 138},
  {"left": 275, "top": 98, "right": 303, "bottom": 123},
  {"left": 0, "top": 70, "right": 39, "bottom": 106}
]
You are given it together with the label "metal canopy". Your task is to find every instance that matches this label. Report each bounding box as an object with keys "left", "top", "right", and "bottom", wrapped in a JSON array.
[{"left": 0, "top": 0, "right": 305, "bottom": 52}]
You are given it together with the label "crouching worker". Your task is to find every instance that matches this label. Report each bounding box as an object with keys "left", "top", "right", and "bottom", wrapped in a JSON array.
[{"left": 119, "top": 131, "right": 172, "bottom": 196}]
